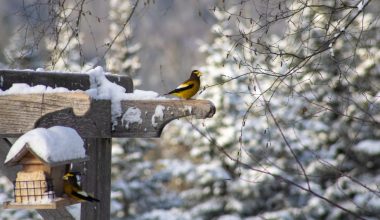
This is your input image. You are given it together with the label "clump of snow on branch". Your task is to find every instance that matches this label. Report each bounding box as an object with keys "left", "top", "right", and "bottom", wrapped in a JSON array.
[
  {"left": 353, "top": 140, "right": 380, "bottom": 155},
  {"left": 357, "top": 1, "right": 365, "bottom": 11}
]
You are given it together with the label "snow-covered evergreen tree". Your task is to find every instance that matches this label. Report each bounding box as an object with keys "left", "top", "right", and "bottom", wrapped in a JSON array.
[
  {"left": 105, "top": 0, "right": 140, "bottom": 80},
  {"left": 4, "top": 28, "right": 45, "bottom": 69},
  {"left": 150, "top": 1, "right": 380, "bottom": 219},
  {"left": 44, "top": 2, "right": 90, "bottom": 71}
]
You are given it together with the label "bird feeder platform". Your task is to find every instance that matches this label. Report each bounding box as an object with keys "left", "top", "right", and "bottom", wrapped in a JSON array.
[
  {"left": 3, "top": 198, "right": 79, "bottom": 210},
  {"left": 0, "top": 69, "right": 215, "bottom": 220}
]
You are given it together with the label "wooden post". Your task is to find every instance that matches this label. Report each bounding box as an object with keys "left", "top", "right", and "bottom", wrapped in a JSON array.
[{"left": 81, "top": 138, "right": 112, "bottom": 220}]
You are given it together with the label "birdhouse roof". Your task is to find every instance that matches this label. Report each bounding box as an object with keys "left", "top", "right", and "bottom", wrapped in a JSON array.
[{"left": 4, "top": 126, "right": 88, "bottom": 166}]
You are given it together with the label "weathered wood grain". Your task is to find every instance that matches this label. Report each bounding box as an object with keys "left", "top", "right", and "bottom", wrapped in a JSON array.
[
  {"left": 0, "top": 93, "right": 111, "bottom": 138},
  {"left": 0, "top": 69, "right": 133, "bottom": 92},
  {"left": 81, "top": 138, "right": 111, "bottom": 220},
  {"left": 0, "top": 93, "right": 216, "bottom": 139},
  {"left": 112, "top": 99, "right": 216, "bottom": 138},
  {"left": 37, "top": 208, "right": 75, "bottom": 220}
]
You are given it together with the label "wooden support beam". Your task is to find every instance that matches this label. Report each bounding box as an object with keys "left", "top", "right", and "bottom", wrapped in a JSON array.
[
  {"left": 0, "top": 93, "right": 215, "bottom": 139},
  {"left": 0, "top": 93, "right": 111, "bottom": 138},
  {"left": 112, "top": 99, "right": 216, "bottom": 138},
  {"left": 81, "top": 139, "right": 112, "bottom": 220},
  {"left": 0, "top": 69, "right": 133, "bottom": 92}
]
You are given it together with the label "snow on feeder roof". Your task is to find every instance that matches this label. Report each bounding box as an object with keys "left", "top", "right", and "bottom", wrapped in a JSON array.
[{"left": 4, "top": 126, "right": 87, "bottom": 166}]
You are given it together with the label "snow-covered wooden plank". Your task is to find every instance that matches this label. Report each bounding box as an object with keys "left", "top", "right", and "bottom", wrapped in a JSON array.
[
  {"left": 112, "top": 99, "right": 216, "bottom": 138},
  {"left": 0, "top": 69, "right": 133, "bottom": 92},
  {"left": 0, "top": 92, "right": 111, "bottom": 138}
]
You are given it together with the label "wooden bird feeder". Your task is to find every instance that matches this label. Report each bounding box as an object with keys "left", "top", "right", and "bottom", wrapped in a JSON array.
[
  {"left": 2, "top": 127, "right": 88, "bottom": 209},
  {"left": 0, "top": 69, "right": 215, "bottom": 220}
]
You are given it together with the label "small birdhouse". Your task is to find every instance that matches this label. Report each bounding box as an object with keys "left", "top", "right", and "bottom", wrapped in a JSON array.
[{"left": 2, "top": 126, "right": 88, "bottom": 209}]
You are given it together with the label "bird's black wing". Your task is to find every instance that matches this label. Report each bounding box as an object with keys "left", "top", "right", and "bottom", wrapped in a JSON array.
[
  {"left": 72, "top": 191, "right": 100, "bottom": 202},
  {"left": 166, "top": 83, "right": 194, "bottom": 95}
]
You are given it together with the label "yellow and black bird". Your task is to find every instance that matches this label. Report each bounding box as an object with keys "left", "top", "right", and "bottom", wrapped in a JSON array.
[
  {"left": 63, "top": 172, "right": 100, "bottom": 202},
  {"left": 165, "top": 70, "right": 202, "bottom": 99}
]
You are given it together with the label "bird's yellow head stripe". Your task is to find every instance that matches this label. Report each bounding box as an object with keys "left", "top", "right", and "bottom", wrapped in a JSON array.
[{"left": 192, "top": 70, "right": 202, "bottom": 77}]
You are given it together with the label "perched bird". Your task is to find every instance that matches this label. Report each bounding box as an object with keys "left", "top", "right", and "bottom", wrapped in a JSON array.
[
  {"left": 165, "top": 70, "right": 202, "bottom": 99},
  {"left": 63, "top": 172, "right": 100, "bottom": 202}
]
